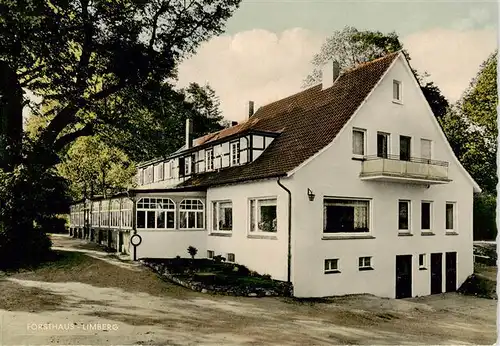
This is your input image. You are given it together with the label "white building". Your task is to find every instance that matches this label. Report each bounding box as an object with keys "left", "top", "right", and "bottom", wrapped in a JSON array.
[{"left": 69, "top": 51, "right": 480, "bottom": 299}]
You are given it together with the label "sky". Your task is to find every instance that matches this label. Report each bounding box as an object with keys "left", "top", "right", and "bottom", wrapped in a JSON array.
[{"left": 176, "top": 0, "right": 498, "bottom": 123}]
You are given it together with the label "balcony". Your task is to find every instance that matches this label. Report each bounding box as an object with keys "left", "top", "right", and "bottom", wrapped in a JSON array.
[{"left": 359, "top": 155, "right": 451, "bottom": 185}]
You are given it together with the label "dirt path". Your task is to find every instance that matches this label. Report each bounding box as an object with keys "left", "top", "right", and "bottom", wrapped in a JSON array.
[{"left": 0, "top": 234, "right": 496, "bottom": 345}]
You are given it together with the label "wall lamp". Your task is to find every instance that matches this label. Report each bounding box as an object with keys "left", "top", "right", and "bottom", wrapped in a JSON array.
[{"left": 307, "top": 188, "right": 316, "bottom": 201}]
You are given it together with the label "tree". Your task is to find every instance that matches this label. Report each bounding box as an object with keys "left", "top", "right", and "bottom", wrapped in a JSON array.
[
  {"left": 0, "top": 0, "right": 240, "bottom": 166},
  {"left": 439, "top": 51, "right": 497, "bottom": 240},
  {"left": 0, "top": 0, "right": 240, "bottom": 267},
  {"left": 57, "top": 136, "right": 136, "bottom": 200},
  {"left": 304, "top": 26, "right": 449, "bottom": 119}
]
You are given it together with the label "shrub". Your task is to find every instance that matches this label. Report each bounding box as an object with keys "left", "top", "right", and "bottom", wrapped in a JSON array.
[
  {"left": 213, "top": 255, "right": 226, "bottom": 263},
  {"left": 187, "top": 246, "right": 198, "bottom": 259}
]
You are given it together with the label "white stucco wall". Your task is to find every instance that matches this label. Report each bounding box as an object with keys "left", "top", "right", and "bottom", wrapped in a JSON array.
[
  {"left": 288, "top": 55, "right": 475, "bottom": 298},
  {"left": 136, "top": 229, "right": 207, "bottom": 259},
  {"left": 206, "top": 179, "right": 290, "bottom": 281}
]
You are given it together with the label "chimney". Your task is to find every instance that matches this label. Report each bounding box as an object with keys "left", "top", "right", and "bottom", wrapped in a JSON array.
[
  {"left": 248, "top": 101, "right": 255, "bottom": 118},
  {"left": 185, "top": 118, "right": 193, "bottom": 149},
  {"left": 231, "top": 121, "right": 238, "bottom": 127},
  {"left": 322, "top": 60, "right": 340, "bottom": 90}
]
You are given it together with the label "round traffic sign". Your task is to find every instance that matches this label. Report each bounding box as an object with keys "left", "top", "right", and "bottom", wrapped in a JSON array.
[{"left": 130, "top": 234, "right": 142, "bottom": 247}]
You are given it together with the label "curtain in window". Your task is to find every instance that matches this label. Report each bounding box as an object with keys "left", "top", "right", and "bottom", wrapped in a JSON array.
[
  {"left": 353, "top": 131, "right": 364, "bottom": 155},
  {"left": 353, "top": 204, "right": 368, "bottom": 229}
]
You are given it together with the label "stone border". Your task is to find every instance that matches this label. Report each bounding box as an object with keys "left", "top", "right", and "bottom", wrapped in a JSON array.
[{"left": 141, "top": 260, "right": 293, "bottom": 297}]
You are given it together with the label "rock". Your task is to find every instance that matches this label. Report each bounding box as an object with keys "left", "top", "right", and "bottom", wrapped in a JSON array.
[
  {"left": 248, "top": 293, "right": 258, "bottom": 297},
  {"left": 201, "top": 289, "right": 208, "bottom": 294}
]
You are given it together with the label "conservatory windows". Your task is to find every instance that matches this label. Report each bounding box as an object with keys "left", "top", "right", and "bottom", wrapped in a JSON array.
[
  {"left": 179, "top": 199, "right": 205, "bottom": 229},
  {"left": 136, "top": 198, "right": 176, "bottom": 229}
]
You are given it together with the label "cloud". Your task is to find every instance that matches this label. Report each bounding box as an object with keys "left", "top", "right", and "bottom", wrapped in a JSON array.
[
  {"left": 177, "top": 26, "right": 496, "bottom": 121},
  {"left": 177, "top": 28, "right": 325, "bottom": 122},
  {"left": 403, "top": 28, "right": 496, "bottom": 102}
]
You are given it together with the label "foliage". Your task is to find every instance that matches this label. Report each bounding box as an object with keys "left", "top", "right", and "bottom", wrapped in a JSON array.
[
  {"left": 304, "top": 26, "right": 449, "bottom": 119},
  {"left": 473, "top": 193, "right": 497, "bottom": 241},
  {"left": 0, "top": 162, "right": 71, "bottom": 269},
  {"left": 57, "top": 136, "right": 136, "bottom": 200},
  {"left": 187, "top": 246, "right": 198, "bottom": 259},
  {"left": 213, "top": 254, "right": 226, "bottom": 263}
]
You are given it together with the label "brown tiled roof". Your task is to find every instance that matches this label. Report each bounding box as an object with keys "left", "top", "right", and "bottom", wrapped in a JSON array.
[{"left": 178, "top": 52, "right": 400, "bottom": 188}]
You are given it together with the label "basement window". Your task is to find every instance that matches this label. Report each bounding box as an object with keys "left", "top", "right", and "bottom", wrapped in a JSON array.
[
  {"left": 359, "top": 256, "right": 373, "bottom": 271},
  {"left": 207, "top": 250, "right": 214, "bottom": 259},
  {"left": 227, "top": 253, "right": 235, "bottom": 263},
  {"left": 323, "top": 198, "right": 370, "bottom": 234},
  {"left": 324, "top": 259, "right": 340, "bottom": 274}
]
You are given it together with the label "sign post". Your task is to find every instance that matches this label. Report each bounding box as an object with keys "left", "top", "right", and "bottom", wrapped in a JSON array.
[{"left": 130, "top": 233, "right": 142, "bottom": 261}]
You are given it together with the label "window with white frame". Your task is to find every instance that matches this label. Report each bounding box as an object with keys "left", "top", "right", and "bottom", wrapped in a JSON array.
[
  {"left": 421, "top": 201, "right": 432, "bottom": 231},
  {"left": 184, "top": 156, "right": 192, "bottom": 175},
  {"left": 419, "top": 254, "right": 427, "bottom": 270},
  {"left": 136, "top": 198, "right": 175, "bottom": 229},
  {"left": 352, "top": 129, "right": 366, "bottom": 156},
  {"left": 398, "top": 200, "right": 411, "bottom": 232},
  {"left": 446, "top": 202, "right": 455, "bottom": 231},
  {"left": 377, "top": 132, "right": 389, "bottom": 158},
  {"left": 230, "top": 141, "right": 240, "bottom": 165},
  {"left": 393, "top": 80, "right": 402, "bottom": 102},
  {"left": 323, "top": 198, "right": 369, "bottom": 233},
  {"left": 212, "top": 201, "right": 233, "bottom": 232},
  {"left": 359, "top": 256, "right": 373, "bottom": 270},
  {"left": 206, "top": 149, "right": 214, "bottom": 171},
  {"left": 207, "top": 250, "right": 214, "bottom": 259},
  {"left": 324, "top": 259, "right": 340, "bottom": 273},
  {"left": 179, "top": 199, "right": 204, "bottom": 229},
  {"left": 227, "top": 253, "right": 235, "bottom": 262},
  {"left": 249, "top": 198, "right": 277, "bottom": 233}
]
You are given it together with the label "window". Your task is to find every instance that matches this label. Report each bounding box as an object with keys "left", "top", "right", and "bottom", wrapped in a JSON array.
[
  {"left": 421, "top": 139, "right": 432, "bottom": 162},
  {"left": 323, "top": 198, "right": 369, "bottom": 233},
  {"left": 421, "top": 201, "right": 432, "bottom": 230},
  {"left": 393, "top": 80, "right": 402, "bottom": 102},
  {"left": 206, "top": 149, "right": 214, "bottom": 171},
  {"left": 446, "top": 202, "right": 455, "bottom": 231},
  {"left": 136, "top": 198, "right": 175, "bottom": 229},
  {"left": 249, "top": 198, "right": 277, "bottom": 233},
  {"left": 400, "top": 136, "right": 411, "bottom": 161},
  {"left": 398, "top": 200, "right": 410, "bottom": 231},
  {"left": 230, "top": 141, "right": 240, "bottom": 165},
  {"left": 179, "top": 199, "right": 204, "bottom": 229},
  {"left": 352, "top": 129, "right": 366, "bottom": 156},
  {"left": 185, "top": 156, "right": 192, "bottom": 175},
  {"left": 419, "top": 254, "right": 427, "bottom": 270},
  {"left": 207, "top": 250, "right": 214, "bottom": 259},
  {"left": 212, "top": 201, "right": 233, "bottom": 232},
  {"left": 324, "top": 259, "right": 340, "bottom": 273},
  {"left": 359, "top": 257, "right": 373, "bottom": 270},
  {"left": 227, "top": 253, "right": 235, "bottom": 262},
  {"left": 377, "top": 132, "right": 389, "bottom": 158}
]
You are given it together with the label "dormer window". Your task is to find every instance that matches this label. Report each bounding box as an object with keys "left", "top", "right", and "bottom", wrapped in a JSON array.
[
  {"left": 230, "top": 141, "right": 240, "bottom": 165},
  {"left": 393, "top": 80, "right": 402, "bottom": 103},
  {"left": 206, "top": 149, "right": 214, "bottom": 171}
]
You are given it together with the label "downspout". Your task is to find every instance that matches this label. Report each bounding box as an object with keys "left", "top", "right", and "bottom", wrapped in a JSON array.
[{"left": 277, "top": 177, "right": 292, "bottom": 284}]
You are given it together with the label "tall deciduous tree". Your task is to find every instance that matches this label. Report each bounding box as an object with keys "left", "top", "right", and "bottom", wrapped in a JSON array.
[
  {"left": 0, "top": 0, "right": 240, "bottom": 267},
  {"left": 439, "top": 51, "right": 497, "bottom": 240},
  {"left": 304, "top": 26, "right": 449, "bottom": 119}
]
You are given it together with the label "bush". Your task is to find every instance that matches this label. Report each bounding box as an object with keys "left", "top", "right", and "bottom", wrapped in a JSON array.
[
  {"left": 473, "top": 193, "right": 497, "bottom": 241},
  {"left": 187, "top": 246, "right": 198, "bottom": 259},
  {"left": 213, "top": 255, "right": 226, "bottom": 263},
  {"left": 37, "top": 216, "right": 67, "bottom": 234}
]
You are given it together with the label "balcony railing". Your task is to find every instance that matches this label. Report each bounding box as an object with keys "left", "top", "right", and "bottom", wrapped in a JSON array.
[{"left": 359, "top": 154, "right": 451, "bottom": 184}]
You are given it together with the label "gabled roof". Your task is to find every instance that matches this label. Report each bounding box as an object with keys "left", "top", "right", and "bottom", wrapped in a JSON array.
[{"left": 177, "top": 52, "right": 400, "bottom": 188}]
